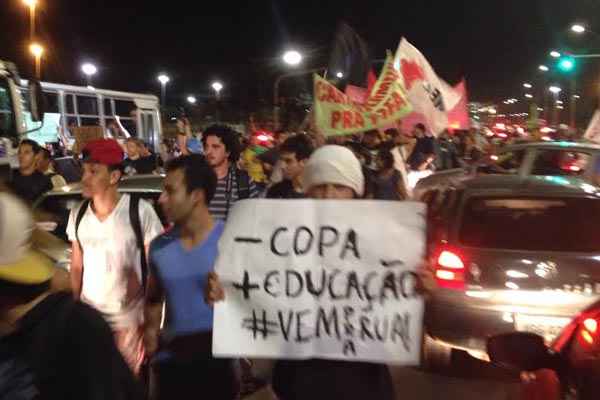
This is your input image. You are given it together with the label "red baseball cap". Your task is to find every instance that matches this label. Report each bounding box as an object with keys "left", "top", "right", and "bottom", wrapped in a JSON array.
[{"left": 81, "top": 139, "right": 124, "bottom": 166}]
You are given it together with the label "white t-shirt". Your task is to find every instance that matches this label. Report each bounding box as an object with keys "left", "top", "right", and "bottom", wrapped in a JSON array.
[{"left": 67, "top": 194, "right": 163, "bottom": 329}]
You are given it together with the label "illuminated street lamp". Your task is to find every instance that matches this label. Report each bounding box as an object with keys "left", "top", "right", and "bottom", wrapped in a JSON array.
[
  {"left": 549, "top": 86, "right": 562, "bottom": 94},
  {"left": 523, "top": 83, "right": 532, "bottom": 89},
  {"left": 336, "top": 71, "right": 344, "bottom": 79},
  {"left": 525, "top": 94, "right": 533, "bottom": 99},
  {"left": 550, "top": 50, "right": 561, "bottom": 58},
  {"left": 571, "top": 24, "right": 586, "bottom": 34},
  {"left": 187, "top": 95, "right": 197, "bottom": 104},
  {"left": 157, "top": 74, "right": 170, "bottom": 107},
  {"left": 81, "top": 63, "right": 97, "bottom": 87},
  {"left": 282, "top": 50, "right": 302, "bottom": 66},
  {"left": 539, "top": 65, "right": 549, "bottom": 72},
  {"left": 211, "top": 81, "right": 223, "bottom": 96},
  {"left": 23, "top": 0, "right": 37, "bottom": 41},
  {"left": 29, "top": 43, "right": 43, "bottom": 79}
]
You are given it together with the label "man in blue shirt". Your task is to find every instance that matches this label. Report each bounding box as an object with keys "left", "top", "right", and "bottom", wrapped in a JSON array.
[{"left": 144, "top": 154, "right": 239, "bottom": 400}]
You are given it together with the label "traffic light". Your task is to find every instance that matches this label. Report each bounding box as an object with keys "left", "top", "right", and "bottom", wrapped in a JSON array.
[{"left": 557, "top": 56, "right": 576, "bottom": 73}]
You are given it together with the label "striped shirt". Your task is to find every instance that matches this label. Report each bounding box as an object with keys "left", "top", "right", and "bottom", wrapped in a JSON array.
[{"left": 208, "top": 169, "right": 260, "bottom": 221}]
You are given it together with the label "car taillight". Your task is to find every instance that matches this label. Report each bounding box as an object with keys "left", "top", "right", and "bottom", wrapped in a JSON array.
[
  {"left": 580, "top": 318, "right": 598, "bottom": 345},
  {"left": 438, "top": 250, "right": 464, "bottom": 269},
  {"left": 434, "top": 249, "right": 466, "bottom": 290}
]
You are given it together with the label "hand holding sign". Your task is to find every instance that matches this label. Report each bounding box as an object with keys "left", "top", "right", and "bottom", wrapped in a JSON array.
[
  {"left": 205, "top": 271, "right": 225, "bottom": 306},
  {"left": 213, "top": 200, "right": 426, "bottom": 365}
]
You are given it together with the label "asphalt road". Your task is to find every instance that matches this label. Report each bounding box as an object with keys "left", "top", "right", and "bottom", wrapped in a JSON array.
[{"left": 244, "top": 350, "right": 522, "bottom": 400}]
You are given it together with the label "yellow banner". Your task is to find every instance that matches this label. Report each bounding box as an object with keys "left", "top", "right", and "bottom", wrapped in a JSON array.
[{"left": 314, "top": 55, "right": 412, "bottom": 136}]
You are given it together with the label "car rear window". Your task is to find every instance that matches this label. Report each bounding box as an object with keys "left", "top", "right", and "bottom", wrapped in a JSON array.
[
  {"left": 460, "top": 196, "right": 600, "bottom": 252},
  {"left": 531, "top": 150, "right": 590, "bottom": 177},
  {"left": 486, "top": 149, "right": 526, "bottom": 174}
]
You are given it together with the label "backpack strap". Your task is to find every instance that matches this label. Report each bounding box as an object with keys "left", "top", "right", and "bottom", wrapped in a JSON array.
[
  {"left": 129, "top": 195, "right": 148, "bottom": 293},
  {"left": 75, "top": 199, "right": 90, "bottom": 250},
  {"left": 236, "top": 168, "right": 251, "bottom": 200}
]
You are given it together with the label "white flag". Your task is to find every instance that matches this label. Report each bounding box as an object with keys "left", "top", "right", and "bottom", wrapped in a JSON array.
[
  {"left": 393, "top": 38, "right": 461, "bottom": 135},
  {"left": 584, "top": 110, "right": 600, "bottom": 143}
]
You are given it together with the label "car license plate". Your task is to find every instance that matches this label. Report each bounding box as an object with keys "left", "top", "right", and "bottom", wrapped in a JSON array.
[{"left": 514, "top": 314, "right": 571, "bottom": 343}]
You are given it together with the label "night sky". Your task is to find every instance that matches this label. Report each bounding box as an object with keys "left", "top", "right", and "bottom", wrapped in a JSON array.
[{"left": 2, "top": 0, "right": 600, "bottom": 113}]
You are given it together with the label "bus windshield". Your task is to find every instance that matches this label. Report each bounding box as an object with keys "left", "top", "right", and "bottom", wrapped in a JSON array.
[{"left": 0, "top": 77, "right": 16, "bottom": 138}]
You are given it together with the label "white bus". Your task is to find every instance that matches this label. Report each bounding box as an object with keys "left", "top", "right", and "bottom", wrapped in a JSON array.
[{"left": 24, "top": 82, "right": 162, "bottom": 152}]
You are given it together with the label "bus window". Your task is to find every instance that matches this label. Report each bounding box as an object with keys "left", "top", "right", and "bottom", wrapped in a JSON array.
[
  {"left": 76, "top": 95, "right": 99, "bottom": 116},
  {"left": 119, "top": 118, "right": 136, "bottom": 137},
  {"left": 66, "top": 117, "right": 79, "bottom": 128},
  {"left": 65, "top": 94, "right": 76, "bottom": 114},
  {"left": 140, "top": 112, "right": 156, "bottom": 148},
  {"left": 80, "top": 117, "right": 100, "bottom": 126},
  {"left": 103, "top": 99, "right": 113, "bottom": 116},
  {"left": 45, "top": 92, "right": 60, "bottom": 113},
  {"left": 115, "top": 99, "right": 136, "bottom": 116}
]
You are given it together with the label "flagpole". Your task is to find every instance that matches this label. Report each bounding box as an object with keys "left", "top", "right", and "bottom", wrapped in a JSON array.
[{"left": 273, "top": 67, "right": 326, "bottom": 130}]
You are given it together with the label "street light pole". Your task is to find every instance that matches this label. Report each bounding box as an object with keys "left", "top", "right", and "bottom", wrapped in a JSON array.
[
  {"left": 570, "top": 77, "right": 577, "bottom": 129},
  {"left": 35, "top": 55, "right": 40, "bottom": 79},
  {"left": 23, "top": 0, "right": 37, "bottom": 41},
  {"left": 157, "top": 74, "right": 170, "bottom": 108},
  {"left": 211, "top": 82, "right": 223, "bottom": 122},
  {"left": 272, "top": 50, "right": 306, "bottom": 130},
  {"left": 29, "top": 2, "right": 36, "bottom": 40},
  {"left": 549, "top": 86, "right": 562, "bottom": 126}
]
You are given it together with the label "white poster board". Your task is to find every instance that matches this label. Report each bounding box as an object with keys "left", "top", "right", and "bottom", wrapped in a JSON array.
[{"left": 213, "top": 200, "right": 426, "bottom": 365}]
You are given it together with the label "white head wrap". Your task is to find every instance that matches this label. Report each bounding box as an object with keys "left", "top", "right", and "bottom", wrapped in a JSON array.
[{"left": 302, "top": 145, "right": 365, "bottom": 196}]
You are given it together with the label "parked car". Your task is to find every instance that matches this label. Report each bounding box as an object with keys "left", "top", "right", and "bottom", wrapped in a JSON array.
[
  {"left": 33, "top": 174, "right": 166, "bottom": 270},
  {"left": 487, "top": 299, "right": 600, "bottom": 400},
  {"left": 413, "top": 141, "right": 600, "bottom": 200},
  {"left": 419, "top": 174, "right": 600, "bottom": 370}
]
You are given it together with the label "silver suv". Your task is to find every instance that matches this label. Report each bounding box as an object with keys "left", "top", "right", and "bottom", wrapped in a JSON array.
[
  {"left": 420, "top": 175, "right": 600, "bottom": 369},
  {"left": 414, "top": 141, "right": 600, "bottom": 200}
]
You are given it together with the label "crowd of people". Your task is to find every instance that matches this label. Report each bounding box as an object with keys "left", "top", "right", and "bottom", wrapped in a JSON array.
[{"left": 0, "top": 119, "right": 541, "bottom": 399}]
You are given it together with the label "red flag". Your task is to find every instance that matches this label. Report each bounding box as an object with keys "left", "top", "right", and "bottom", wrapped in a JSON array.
[{"left": 346, "top": 69, "right": 380, "bottom": 102}]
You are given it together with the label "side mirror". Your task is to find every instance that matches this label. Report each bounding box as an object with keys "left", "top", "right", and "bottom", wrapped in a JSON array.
[
  {"left": 487, "top": 332, "right": 554, "bottom": 372},
  {"left": 28, "top": 79, "right": 46, "bottom": 122}
]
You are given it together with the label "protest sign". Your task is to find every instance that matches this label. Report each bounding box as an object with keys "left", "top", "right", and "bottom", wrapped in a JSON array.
[
  {"left": 314, "top": 55, "right": 412, "bottom": 137},
  {"left": 213, "top": 200, "right": 426, "bottom": 365},
  {"left": 70, "top": 125, "right": 105, "bottom": 154}
]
